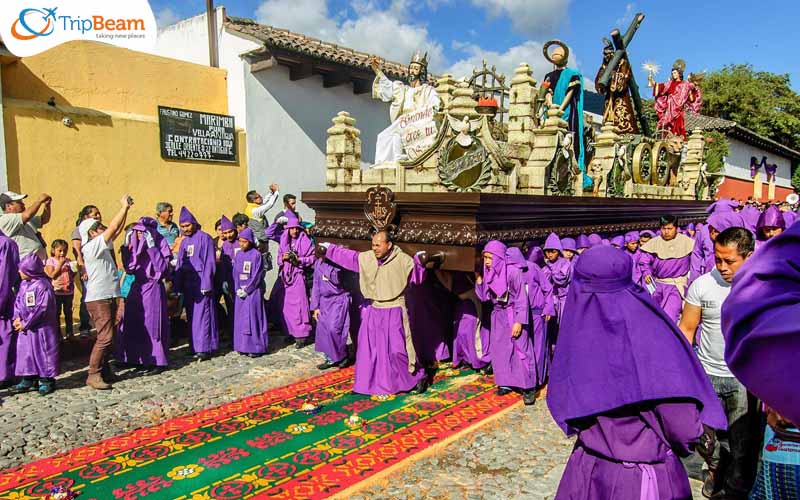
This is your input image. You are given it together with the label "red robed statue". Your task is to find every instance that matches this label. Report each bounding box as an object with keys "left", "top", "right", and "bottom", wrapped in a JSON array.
[{"left": 648, "top": 59, "right": 702, "bottom": 139}]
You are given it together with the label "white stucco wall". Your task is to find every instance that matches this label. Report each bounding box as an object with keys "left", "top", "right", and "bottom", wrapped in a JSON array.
[
  {"left": 724, "top": 137, "right": 793, "bottom": 188},
  {"left": 244, "top": 64, "right": 391, "bottom": 218},
  {"left": 149, "top": 8, "right": 259, "bottom": 131}
]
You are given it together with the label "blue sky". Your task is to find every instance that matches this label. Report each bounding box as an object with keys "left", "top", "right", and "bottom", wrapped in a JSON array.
[{"left": 151, "top": 0, "right": 800, "bottom": 92}]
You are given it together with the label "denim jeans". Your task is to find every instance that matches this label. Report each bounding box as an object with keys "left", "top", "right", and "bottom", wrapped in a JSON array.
[
  {"left": 78, "top": 279, "right": 92, "bottom": 331},
  {"left": 704, "top": 374, "right": 755, "bottom": 494}
]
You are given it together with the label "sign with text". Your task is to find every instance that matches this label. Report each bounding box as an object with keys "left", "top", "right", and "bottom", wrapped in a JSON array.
[
  {"left": 398, "top": 107, "right": 438, "bottom": 160},
  {"left": 158, "top": 106, "right": 237, "bottom": 163}
]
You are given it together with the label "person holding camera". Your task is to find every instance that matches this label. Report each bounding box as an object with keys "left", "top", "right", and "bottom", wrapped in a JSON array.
[{"left": 78, "top": 195, "right": 133, "bottom": 390}]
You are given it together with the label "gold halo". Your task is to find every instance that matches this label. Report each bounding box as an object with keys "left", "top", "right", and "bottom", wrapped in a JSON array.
[{"left": 543, "top": 40, "right": 570, "bottom": 65}]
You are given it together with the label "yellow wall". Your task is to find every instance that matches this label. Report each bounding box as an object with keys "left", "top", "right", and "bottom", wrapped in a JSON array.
[{"left": 2, "top": 41, "right": 247, "bottom": 246}]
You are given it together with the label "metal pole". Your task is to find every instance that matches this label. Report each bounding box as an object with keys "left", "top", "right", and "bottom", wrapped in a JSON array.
[{"left": 206, "top": 0, "right": 219, "bottom": 68}]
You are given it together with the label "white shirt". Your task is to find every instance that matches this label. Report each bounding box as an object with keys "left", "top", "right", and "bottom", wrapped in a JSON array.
[
  {"left": 0, "top": 213, "right": 45, "bottom": 260},
  {"left": 83, "top": 236, "right": 121, "bottom": 302},
  {"left": 250, "top": 190, "right": 280, "bottom": 220},
  {"left": 685, "top": 268, "right": 733, "bottom": 378}
]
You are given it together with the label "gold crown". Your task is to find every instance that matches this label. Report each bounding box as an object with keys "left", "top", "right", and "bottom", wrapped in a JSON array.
[
  {"left": 672, "top": 59, "right": 686, "bottom": 73},
  {"left": 410, "top": 50, "right": 428, "bottom": 67}
]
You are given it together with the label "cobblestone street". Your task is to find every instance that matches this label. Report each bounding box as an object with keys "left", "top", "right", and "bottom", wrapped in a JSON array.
[{"left": 0, "top": 333, "right": 703, "bottom": 499}]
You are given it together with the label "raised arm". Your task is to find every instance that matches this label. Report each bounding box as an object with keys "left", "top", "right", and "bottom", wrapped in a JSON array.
[
  {"left": 20, "top": 193, "right": 49, "bottom": 224},
  {"left": 102, "top": 196, "right": 133, "bottom": 244},
  {"left": 251, "top": 186, "right": 280, "bottom": 219},
  {"left": 324, "top": 244, "right": 360, "bottom": 273}
]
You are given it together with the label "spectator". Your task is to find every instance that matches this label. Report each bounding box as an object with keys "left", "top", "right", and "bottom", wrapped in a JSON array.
[
  {"left": 80, "top": 195, "right": 132, "bottom": 390},
  {"left": 155, "top": 202, "right": 180, "bottom": 250},
  {"left": 71, "top": 205, "right": 101, "bottom": 336},
  {"left": 232, "top": 213, "right": 249, "bottom": 234},
  {"left": 0, "top": 192, "right": 51, "bottom": 260},
  {"left": 245, "top": 184, "right": 280, "bottom": 273},
  {"left": 44, "top": 239, "right": 76, "bottom": 341}
]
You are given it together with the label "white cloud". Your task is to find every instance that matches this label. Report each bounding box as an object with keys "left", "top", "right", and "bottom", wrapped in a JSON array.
[
  {"left": 614, "top": 3, "right": 636, "bottom": 27},
  {"left": 256, "top": 0, "right": 444, "bottom": 67},
  {"left": 155, "top": 7, "right": 180, "bottom": 28},
  {"left": 470, "top": 0, "right": 570, "bottom": 37}
]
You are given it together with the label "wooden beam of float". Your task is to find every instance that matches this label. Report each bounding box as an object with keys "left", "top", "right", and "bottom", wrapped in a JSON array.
[{"left": 303, "top": 189, "right": 709, "bottom": 272}]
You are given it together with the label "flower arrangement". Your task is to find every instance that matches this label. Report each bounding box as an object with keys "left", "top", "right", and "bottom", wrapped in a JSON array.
[{"left": 344, "top": 412, "right": 366, "bottom": 429}]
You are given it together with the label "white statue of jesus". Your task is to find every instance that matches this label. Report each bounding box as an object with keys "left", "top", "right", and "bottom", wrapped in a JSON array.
[{"left": 369, "top": 51, "right": 441, "bottom": 165}]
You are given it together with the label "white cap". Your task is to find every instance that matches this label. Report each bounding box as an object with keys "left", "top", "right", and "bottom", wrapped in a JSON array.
[
  {"left": 79, "top": 218, "right": 99, "bottom": 245},
  {"left": 786, "top": 193, "right": 799, "bottom": 205},
  {"left": 0, "top": 191, "right": 27, "bottom": 207}
]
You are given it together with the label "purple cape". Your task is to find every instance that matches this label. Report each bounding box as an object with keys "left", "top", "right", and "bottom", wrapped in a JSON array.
[
  {"left": 14, "top": 254, "right": 59, "bottom": 379},
  {"left": 0, "top": 233, "right": 20, "bottom": 381},
  {"left": 233, "top": 247, "right": 268, "bottom": 354},
  {"left": 722, "top": 222, "right": 800, "bottom": 426},
  {"left": 311, "top": 259, "right": 352, "bottom": 363},
  {"left": 547, "top": 246, "right": 726, "bottom": 435}
]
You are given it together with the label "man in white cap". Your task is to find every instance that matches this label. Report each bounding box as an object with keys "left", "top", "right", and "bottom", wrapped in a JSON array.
[
  {"left": 0, "top": 191, "right": 51, "bottom": 260},
  {"left": 80, "top": 195, "right": 133, "bottom": 390}
]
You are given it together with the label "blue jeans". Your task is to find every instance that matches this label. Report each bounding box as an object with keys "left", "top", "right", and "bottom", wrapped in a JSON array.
[{"left": 79, "top": 279, "right": 92, "bottom": 331}]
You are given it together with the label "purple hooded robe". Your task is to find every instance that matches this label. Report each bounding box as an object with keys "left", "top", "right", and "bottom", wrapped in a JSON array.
[
  {"left": 755, "top": 205, "right": 786, "bottom": 250},
  {"left": 0, "top": 232, "right": 20, "bottom": 382},
  {"left": 117, "top": 218, "right": 171, "bottom": 367},
  {"left": 324, "top": 243, "right": 426, "bottom": 395},
  {"left": 449, "top": 272, "right": 491, "bottom": 370},
  {"left": 722, "top": 222, "right": 800, "bottom": 426},
  {"left": 175, "top": 207, "right": 219, "bottom": 354},
  {"left": 549, "top": 246, "right": 726, "bottom": 500},
  {"left": 232, "top": 229, "right": 268, "bottom": 354},
  {"left": 542, "top": 233, "right": 572, "bottom": 321},
  {"left": 406, "top": 264, "right": 452, "bottom": 366},
  {"left": 476, "top": 241, "right": 536, "bottom": 390},
  {"left": 14, "top": 254, "right": 59, "bottom": 379},
  {"left": 311, "top": 258, "right": 352, "bottom": 364},
  {"left": 624, "top": 231, "right": 642, "bottom": 285},
  {"left": 276, "top": 218, "right": 314, "bottom": 339},
  {"left": 638, "top": 233, "right": 695, "bottom": 323}
]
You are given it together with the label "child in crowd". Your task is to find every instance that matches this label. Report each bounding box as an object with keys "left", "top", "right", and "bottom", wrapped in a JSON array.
[{"left": 44, "top": 239, "right": 76, "bottom": 341}]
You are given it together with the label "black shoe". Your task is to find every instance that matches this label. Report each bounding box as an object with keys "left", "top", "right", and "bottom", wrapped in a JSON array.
[
  {"left": 194, "top": 352, "right": 212, "bottom": 361},
  {"left": 495, "top": 387, "right": 512, "bottom": 396},
  {"left": 295, "top": 338, "right": 312, "bottom": 349},
  {"left": 11, "top": 378, "right": 36, "bottom": 394},
  {"left": 522, "top": 389, "right": 536, "bottom": 406},
  {"left": 413, "top": 377, "right": 429, "bottom": 394},
  {"left": 38, "top": 379, "right": 55, "bottom": 396},
  {"left": 317, "top": 361, "right": 336, "bottom": 370},
  {"left": 0, "top": 379, "right": 14, "bottom": 390},
  {"left": 335, "top": 358, "right": 353, "bottom": 369},
  {"left": 481, "top": 365, "right": 494, "bottom": 376},
  {"left": 245, "top": 353, "right": 263, "bottom": 358},
  {"left": 144, "top": 366, "right": 167, "bottom": 376}
]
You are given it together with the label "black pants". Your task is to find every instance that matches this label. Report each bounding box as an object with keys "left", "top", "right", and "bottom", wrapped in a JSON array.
[{"left": 55, "top": 294, "right": 74, "bottom": 337}]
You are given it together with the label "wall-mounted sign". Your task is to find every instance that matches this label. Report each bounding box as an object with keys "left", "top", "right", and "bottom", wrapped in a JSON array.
[{"left": 158, "top": 106, "right": 237, "bottom": 163}]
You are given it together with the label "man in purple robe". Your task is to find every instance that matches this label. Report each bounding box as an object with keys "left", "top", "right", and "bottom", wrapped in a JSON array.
[
  {"left": 609, "top": 235, "right": 624, "bottom": 249},
  {"left": 311, "top": 257, "right": 353, "bottom": 369},
  {"left": 560, "top": 238, "right": 577, "bottom": 262},
  {"left": 406, "top": 266, "right": 452, "bottom": 368},
  {"left": 548, "top": 246, "right": 726, "bottom": 499},
  {"left": 507, "top": 246, "right": 550, "bottom": 393},
  {"left": 639, "top": 215, "right": 695, "bottom": 323},
  {"left": 755, "top": 204, "right": 785, "bottom": 248},
  {"left": 576, "top": 234, "right": 590, "bottom": 254},
  {"left": 722, "top": 221, "right": 800, "bottom": 428},
  {"left": 739, "top": 204, "right": 760, "bottom": 233},
  {"left": 175, "top": 207, "right": 218, "bottom": 360},
  {"left": 215, "top": 215, "right": 237, "bottom": 336},
  {"left": 270, "top": 216, "right": 314, "bottom": 347},
  {"left": 232, "top": 229, "right": 268, "bottom": 357},
  {"left": 639, "top": 229, "right": 654, "bottom": 245},
  {"left": 11, "top": 254, "right": 60, "bottom": 395},
  {"left": 267, "top": 194, "right": 301, "bottom": 321},
  {"left": 692, "top": 212, "right": 747, "bottom": 284},
  {"left": 319, "top": 231, "right": 429, "bottom": 395},
  {"left": 443, "top": 271, "right": 491, "bottom": 373},
  {"left": 476, "top": 241, "right": 536, "bottom": 405},
  {"left": 0, "top": 230, "right": 19, "bottom": 388},
  {"left": 542, "top": 233, "right": 572, "bottom": 322},
  {"left": 624, "top": 231, "right": 642, "bottom": 285},
  {"left": 117, "top": 217, "right": 171, "bottom": 374},
  {"left": 588, "top": 233, "right": 602, "bottom": 247}
]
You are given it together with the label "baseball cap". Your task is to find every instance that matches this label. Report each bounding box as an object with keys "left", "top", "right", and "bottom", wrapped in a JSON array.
[
  {"left": 79, "top": 218, "right": 101, "bottom": 245},
  {"left": 0, "top": 191, "right": 27, "bottom": 208}
]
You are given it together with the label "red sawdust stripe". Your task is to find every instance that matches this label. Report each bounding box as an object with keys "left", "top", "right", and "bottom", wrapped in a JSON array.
[{"left": 0, "top": 367, "right": 354, "bottom": 491}]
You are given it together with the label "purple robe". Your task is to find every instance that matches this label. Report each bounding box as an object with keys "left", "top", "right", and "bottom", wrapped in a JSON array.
[
  {"left": 543, "top": 257, "right": 572, "bottom": 320},
  {"left": 311, "top": 259, "right": 351, "bottom": 364},
  {"left": 14, "top": 255, "right": 59, "bottom": 379},
  {"left": 277, "top": 226, "right": 314, "bottom": 339},
  {"left": 118, "top": 224, "right": 171, "bottom": 367},
  {"left": 549, "top": 246, "right": 726, "bottom": 499},
  {"left": 450, "top": 273, "right": 491, "bottom": 370},
  {"left": 407, "top": 265, "right": 452, "bottom": 365},
  {"left": 638, "top": 234, "right": 694, "bottom": 323},
  {"left": 740, "top": 205, "right": 760, "bottom": 232},
  {"left": 233, "top": 247, "right": 269, "bottom": 354},
  {"left": 722, "top": 222, "right": 800, "bottom": 426},
  {"left": 689, "top": 224, "right": 713, "bottom": 284},
  {"left": 325, "top": 244, "right": 426, "bottom": 395},
  {"left": 477, "top": 242, "right": 537, "bottom": 390},
  {"left": 783, "top": 210, "right": 797, "bottom": 228},
  {"left": 175, "top": 223, "right": 219, "bottom": 354},
  {"left": 0, "top": 233, "right": 20, "bottom": 382}
]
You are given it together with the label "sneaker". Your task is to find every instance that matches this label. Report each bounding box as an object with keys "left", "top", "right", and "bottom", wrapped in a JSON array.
[
  {"left": 10, "top": 378, "right": 36, "bottom": 394},
  {"left": 522, "top": 389, "right": 536, "bottom": 406},
  {"left": 38, "top": 380, "right": 55, "bottom": 396}
]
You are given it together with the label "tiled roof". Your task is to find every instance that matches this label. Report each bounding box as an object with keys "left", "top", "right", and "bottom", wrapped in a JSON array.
[
  {"left": 685, "top": 111, "right": 736, "bottom": 131},
  {"left": 225, "top": 16, "right": 408, "bottom": 80},
  {"left": 685, "top": 111, "right": 800, "bottom": 162}
]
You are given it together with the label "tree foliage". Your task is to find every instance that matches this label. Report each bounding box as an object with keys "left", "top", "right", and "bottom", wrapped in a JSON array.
[{"left": 699, "top": 64, "right": 800, "bottom": 152}]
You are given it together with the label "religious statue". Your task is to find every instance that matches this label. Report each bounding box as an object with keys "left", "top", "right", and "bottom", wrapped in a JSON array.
[
  {"left": 368, "top": 51, "right": 441, "bottom": 165},
  {"left": 541, "top": 40, "right": 591, "bottom": 189},
  {"left": 595, "top": 38, "right": 639, "bottom": 134},
  {"left": 647, "top": 59, "right": 702, "bottom": 139}
]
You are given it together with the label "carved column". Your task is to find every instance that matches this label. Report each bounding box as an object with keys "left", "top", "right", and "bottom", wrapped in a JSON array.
[
  {"left": 435, "top": 73, "right": 456, "bottom": 113},
  {"left": 507, "top": 64, "right": 537, "bottom": 191},
  {"left": 521, "top": 107, "right": 568, "bottom": 195},
  {"left": 448, "top": 81, "right": 479, "bottom": 121},
  {"left": 681, "top": 128, "right": 705, "bottom": 199},
  {"left": 325, "top": 111, "right": 362, "bottom": 192},
  {"left": 590, "top": 122, "right": 620, "bottom": 197}
]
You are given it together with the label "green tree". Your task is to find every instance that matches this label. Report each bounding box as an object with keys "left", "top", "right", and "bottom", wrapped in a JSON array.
[
  {"left": 792, "top": 165, "right": 800, "bottom": 192},
  {"left": 699, "top": 64, "right": 800, "bottom": 152}
]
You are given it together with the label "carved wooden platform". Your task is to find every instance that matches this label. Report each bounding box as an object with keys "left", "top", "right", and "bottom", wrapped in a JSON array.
[{"left": 303, "top": 191, "right": 709, "bottom": 271}]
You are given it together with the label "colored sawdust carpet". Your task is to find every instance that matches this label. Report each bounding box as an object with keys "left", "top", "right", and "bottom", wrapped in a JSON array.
[{"left": 0, "top": 367, "right": 521, "bottom": 500}]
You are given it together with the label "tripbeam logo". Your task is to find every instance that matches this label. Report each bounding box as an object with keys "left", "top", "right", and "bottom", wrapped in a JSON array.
[{"left": 1, "top": 0, "right": 156, "bottom": 57}]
